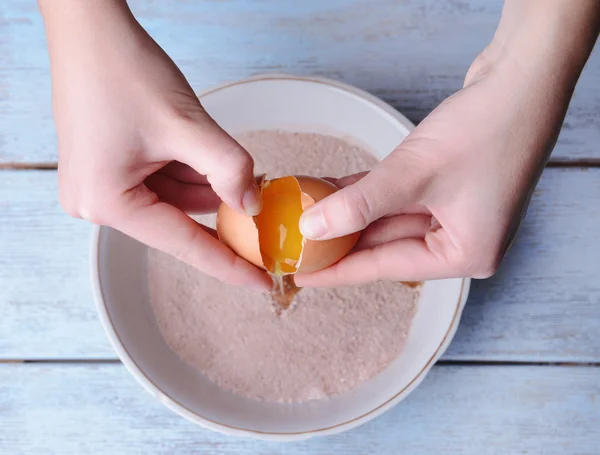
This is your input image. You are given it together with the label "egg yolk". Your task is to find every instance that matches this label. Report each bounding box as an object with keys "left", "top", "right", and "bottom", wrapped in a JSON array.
[{"left": 254, "top": 176, "right": 304, "bottom": 275}]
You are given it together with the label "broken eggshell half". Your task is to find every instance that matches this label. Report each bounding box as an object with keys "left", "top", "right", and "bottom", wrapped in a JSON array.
[{"left": 216, "top": 175, "right": 360, "bottom": 275}]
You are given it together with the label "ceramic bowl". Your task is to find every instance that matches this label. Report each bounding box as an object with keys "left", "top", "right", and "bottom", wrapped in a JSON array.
[{"left": 91, "top": 75, "right": 470, "bottom": 441}]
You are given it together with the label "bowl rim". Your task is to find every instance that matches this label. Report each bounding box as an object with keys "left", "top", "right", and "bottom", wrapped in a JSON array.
[{"left": 90, "top": 74, "right": 471, "bottom": 441}]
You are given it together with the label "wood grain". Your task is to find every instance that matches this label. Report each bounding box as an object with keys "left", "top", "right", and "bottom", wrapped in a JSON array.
[
  {"left": 0, "top": 363, "right": 598, "bottom": 454},
  {"left": 1, "top": 168, "right": 599, "bottom": 361},
  {"left": 1, "top": 0, "right": 599, "bottom": 164}
]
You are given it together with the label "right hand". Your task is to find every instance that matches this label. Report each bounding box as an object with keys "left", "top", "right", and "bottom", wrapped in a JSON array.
[{"left": 40, "top": 0, "right": 271, "bottom": 290}]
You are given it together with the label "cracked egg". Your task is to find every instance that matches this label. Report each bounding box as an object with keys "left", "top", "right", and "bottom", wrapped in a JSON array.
[{"left": 216, "top": 175, "right": 359, "bottom": 276}]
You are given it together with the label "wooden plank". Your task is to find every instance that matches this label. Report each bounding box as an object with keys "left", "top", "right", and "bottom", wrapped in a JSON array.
[
  {"left": 0, "top": 363, "right": 598, "bottom": 454},
  {"left": 0, "top": 171, "right": 112, "bottom": 359},
  {"left": 1, "top": 0, "right": 599, "bottom": 164},
  {"left": 445, "top": 167, "right": 600, "bottom": 361},
  {"left": 1, "top": 168, "right": 599, "bottom": 361}
]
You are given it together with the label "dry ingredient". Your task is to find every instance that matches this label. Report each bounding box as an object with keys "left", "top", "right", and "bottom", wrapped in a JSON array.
[{"left": 148, "top": 130, "right": 420, "bottom": 403}]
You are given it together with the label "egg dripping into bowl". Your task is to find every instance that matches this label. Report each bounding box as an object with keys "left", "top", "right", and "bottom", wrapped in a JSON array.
[{"left": 216, "top": 175, "right": 359, "bottom": 310}]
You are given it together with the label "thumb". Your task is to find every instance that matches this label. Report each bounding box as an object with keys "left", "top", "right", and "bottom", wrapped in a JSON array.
[
  {"left": 299, "top": 161, "right": 423, "bottom": 240},
  {"left": 170, "top": 115, "right": 262, "bottom": 216}
]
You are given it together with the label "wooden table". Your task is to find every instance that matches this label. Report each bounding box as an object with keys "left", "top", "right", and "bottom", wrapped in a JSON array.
[{"left": 1, "top": 1, "right": 599, "bottom": 453}]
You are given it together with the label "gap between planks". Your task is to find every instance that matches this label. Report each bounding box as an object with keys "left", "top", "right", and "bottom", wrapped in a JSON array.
[
  {"left": 1, "top": 359, "right": 598, "bottom": 367},
  {"left": 0, "top": 162, "right": 58, "bottom": 170},
  {"left": 3, "top": 159, "right": 600, "bottom": 171}
]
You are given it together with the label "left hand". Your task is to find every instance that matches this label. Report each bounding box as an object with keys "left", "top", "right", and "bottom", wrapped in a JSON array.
[{"left": 295, "top": 1, "right": 599, "bottom": 287}]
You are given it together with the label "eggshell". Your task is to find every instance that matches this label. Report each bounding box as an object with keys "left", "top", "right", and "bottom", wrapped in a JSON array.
[
  {"left": 216, "top": 176, "right": 360, "bottom": 274},
  {"left": 216, "top": 205, "right": 264, "bottom": 269}
]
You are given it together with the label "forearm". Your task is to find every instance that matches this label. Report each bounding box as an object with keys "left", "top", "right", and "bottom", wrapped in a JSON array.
[
  {"left": 482, "top": 0, "right": 600, "bottom": 89},
  {"left": 38, "top": 0, "right": 133, "bottom": 33},
  {"left": 38, "top": 0, "right": 142, "bottom": 62},
  {"left": 39, "top": 0, "right": 163, "bottom": 106},
  {"left": 463, "top": 0, "right": 599, "bottom": 165}
]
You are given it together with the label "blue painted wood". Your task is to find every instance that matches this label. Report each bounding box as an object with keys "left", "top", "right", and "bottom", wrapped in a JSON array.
[
  {"left": 1, "top": 168, "right": 599, "bottom": 361},
  {"left": 0, "top": 363, "right": 598, "bottom": 454},
  {"left": 1, "top": 0, "right": 599, "bottom": 163}
]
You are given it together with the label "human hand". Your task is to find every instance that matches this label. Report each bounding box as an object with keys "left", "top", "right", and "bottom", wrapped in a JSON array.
[
  {"left": 296, "top": 0, "right": 600, "bottom": 287},
  {"left": 39, "top": 0, "right": 270, "bottom": 290}
]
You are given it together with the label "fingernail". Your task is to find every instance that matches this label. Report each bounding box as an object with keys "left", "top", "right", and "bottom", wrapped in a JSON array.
[
  {"left": 78, "top": 207, "right": 92, "bottom": 222},
  {"left": 242, "top": 183, "right": 262, "bottom": 216},
  {"left": 300, "top": 210, "right": 328, "bottom": 240}
]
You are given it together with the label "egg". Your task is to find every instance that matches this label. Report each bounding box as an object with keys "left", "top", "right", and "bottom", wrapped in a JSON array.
[{"left": 216, "top": 175, "right": 359, "bottom": 275}]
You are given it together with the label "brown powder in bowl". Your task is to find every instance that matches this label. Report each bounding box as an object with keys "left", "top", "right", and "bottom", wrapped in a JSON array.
[{"left": 147, "top": 130, "right": 419, "bottom": 403}]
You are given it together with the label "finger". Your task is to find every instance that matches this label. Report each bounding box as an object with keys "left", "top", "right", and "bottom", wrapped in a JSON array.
[
  {"left": 144, "top": 174, "right": 221, "bottom": 214},
  {"left": 334, "top": 171, "right": 369, "bottom": 189},
  {"left": 169, "top": 116, "right": 262, "bottom": 216},
  {"left": 112, "top": 185, "right": 271, "bottom": 291},
  {"left": 295, "top": 237, "right": 453, "bottom": 288},
  {"left": 355, "top": 214, "right": 432, "bottom": 250},
  {"left": 299, "top": 159, "right": 425, "bottom": 241},
  {"left": 321, "top": 176, "right": 338, "bottom": 185},
  {"left": 158, "top": 165, "right": 265, "bottom": 189},
  {"left": 333, "top": 171, "right": 429, "bottom": 216},
  {"left": 385, "top": 204, "right": 430, "bottom": 216},
  {"left": 158, "top": 161, "right": 209, "bottom": 184}
]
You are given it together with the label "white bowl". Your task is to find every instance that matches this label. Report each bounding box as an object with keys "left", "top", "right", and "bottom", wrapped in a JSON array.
[{"left": 91, "top": 75, "right": 470, "bottom": 441}]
